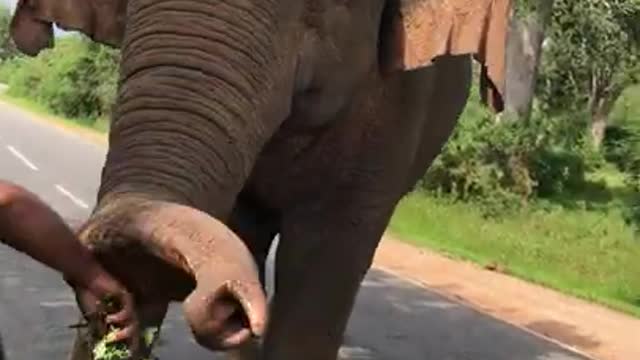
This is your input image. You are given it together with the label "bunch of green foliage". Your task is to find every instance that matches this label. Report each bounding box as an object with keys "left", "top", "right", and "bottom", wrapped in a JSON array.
[
  {"left": 92, "top": 328, "right": 134, "bottom": 360},
  {"left": 607, "top": 86, "right": 640, "bottom": 181},
  {"left": 421, "top": 87, "right": 597, "bottom": 216},
  {"left": 93, "top": 327, "right": 159, "bottom": 360},
  {"left": 2, "top": 34, "right": 120, "bottom": 123},
  {"left": 92, "top": 297, "right": 159, "bottom": 360}
]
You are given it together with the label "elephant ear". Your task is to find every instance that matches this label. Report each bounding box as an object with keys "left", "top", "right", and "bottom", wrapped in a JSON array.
[
  {"left": 381, "top": 0, "right": 512, "bottom": 113},
  {"left": 10, "top": 0, "right": 127, "bottom": 57}
]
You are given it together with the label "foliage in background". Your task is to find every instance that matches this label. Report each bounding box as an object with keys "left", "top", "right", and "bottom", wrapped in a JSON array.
[
  {"left": 0, "top": 34, "right": 119, "bottom": 125},
  {"left": 538, "top": 0, "right": 640, "bottom": 146},
  {"left": 420, "top": 0, "right": 639, "bottom": 219},
  {"left": 0, "top": 4, "right": 17, "bottom": 60},
  {"left": 421, "top": 83, "right": 600, "bottom": 217}
]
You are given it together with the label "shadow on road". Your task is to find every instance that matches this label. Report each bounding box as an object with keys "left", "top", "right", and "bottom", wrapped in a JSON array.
[
  {"left": 342, "top": 269, "right": 591, "bottom": 360},
  {"left": 526, "top": 320, "right": 600, "bottom": 350},
  {"left": 1, "top": 245, "right": 590, "bottom": 360}
]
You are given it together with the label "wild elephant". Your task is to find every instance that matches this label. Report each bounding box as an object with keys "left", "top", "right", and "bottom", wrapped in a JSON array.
[{"left": 10, "top": 0, "right": 511, "bottom": 359}]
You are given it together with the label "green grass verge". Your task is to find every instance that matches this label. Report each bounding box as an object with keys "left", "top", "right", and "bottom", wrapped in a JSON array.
[
  {"left": 0, "top": 92, "right": 109, "bottom": 134},
  {"left": 612, "top": 84, "right": 640, "bottom": 127},
  {"left": 389, "top": 185, "right": 640, "bottom": 318}
]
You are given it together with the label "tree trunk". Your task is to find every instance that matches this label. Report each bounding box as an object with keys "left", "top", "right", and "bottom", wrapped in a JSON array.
[
  {"left": 589, "top": 94, "right": 619, "bottom": 149},
  {"left": 503, "top": 0, "right": 554, "bottom": 121},
  {"left": 588, "top": 81, "right": 625, "bottom": 149},
  {"left": 591, "top": 112, "right": 607, "bottom": 149}
]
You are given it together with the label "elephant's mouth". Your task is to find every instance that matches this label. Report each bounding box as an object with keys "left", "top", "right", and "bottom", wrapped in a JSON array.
[{"left": 75, "top": 196, "right": 268, "bottom": 351}]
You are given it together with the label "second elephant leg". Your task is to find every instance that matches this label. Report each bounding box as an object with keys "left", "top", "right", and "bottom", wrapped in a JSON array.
[{"left": 261, "top": 199, "right": 393, "bottom": 360}]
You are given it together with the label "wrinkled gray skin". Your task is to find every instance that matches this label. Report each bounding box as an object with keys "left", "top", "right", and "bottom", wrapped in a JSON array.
[{"left": 11, "top": 0, "right": 509, "bottom": 359}]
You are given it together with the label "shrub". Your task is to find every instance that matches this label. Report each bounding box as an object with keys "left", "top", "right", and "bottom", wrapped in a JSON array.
[
  {"left": 421, "top": 92, "right": 596, "bottom": 216},
  {"left": 2, "top": 35, "right": 119, "bottom": 123}
]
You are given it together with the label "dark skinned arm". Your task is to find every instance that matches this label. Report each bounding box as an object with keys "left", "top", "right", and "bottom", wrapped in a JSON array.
[{"left": 0, "top": 180, "right": 139, "bottom": 345}]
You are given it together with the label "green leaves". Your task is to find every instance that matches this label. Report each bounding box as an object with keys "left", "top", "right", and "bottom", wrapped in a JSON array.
[
  {"left": 1, "top": 34, "right": 120, "bottom": 123},
  {"left": 93, "top": 327, "right": 160, "bottom": 360},
  {"left": 92, "top": 329, "right": 132, "bottom": 360},
  {"left": 422, "top": 85, "right": 600, "bottom": 216},
  {"left": 538, "top": 0, "right": 640, "bottom": 115},
  {"left": 0, "top": 4, "right": 18, "bottom": 61}
]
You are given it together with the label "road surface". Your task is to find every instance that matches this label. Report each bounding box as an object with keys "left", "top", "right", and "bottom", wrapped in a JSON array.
[{"left": 0, "top": 102, "right": 591, "bottom": 360}]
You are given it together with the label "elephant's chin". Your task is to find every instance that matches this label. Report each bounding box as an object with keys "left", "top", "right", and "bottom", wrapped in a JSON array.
[{"left": 75, "top": 196, "right": 268, "bottom": 350}]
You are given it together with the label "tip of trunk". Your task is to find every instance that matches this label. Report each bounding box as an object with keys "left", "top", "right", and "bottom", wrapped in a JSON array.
[
  {"left": 183, "top": 278, "right": 267, "bottom": 350},
  {"left": 77, "top": 196, "right": 267, "bottom": 349}
]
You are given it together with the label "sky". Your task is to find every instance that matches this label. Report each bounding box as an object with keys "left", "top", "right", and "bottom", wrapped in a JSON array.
[{"left": 1, "top": 0, "right": 14, "bottom": 11}]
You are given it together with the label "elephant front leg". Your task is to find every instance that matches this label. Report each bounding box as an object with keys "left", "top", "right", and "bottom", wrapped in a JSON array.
[{"left": 261, "top": 198, "right": 394, "bottom": 360}]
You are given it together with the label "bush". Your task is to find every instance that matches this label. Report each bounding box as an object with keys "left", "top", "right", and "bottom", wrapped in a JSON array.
[
  {"left": 421, "top": 92, "right": 597, "bottom": 216},
  {"left": 605, "top": 124, "right": 640, "bottom": 172},
  {"left": 0, "top": 57, "right": 20, "bottom": 82},
  {"left": 2, "top": 35, "right": 119, "bottom": 123},
  {"left": 605, "top": 93, "right": 640, "bottom": 178}
]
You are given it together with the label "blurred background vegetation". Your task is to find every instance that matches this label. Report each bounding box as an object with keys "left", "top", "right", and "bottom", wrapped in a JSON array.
[{"left": 0, "top": 1, "right": 639, "bottom": 316}]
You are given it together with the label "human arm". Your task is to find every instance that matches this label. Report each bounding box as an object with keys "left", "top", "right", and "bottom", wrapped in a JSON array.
[{"left": 0, "top": 181, "right": 138, "bottom": 344}]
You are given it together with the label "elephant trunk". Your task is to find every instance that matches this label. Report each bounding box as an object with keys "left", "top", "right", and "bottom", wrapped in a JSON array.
[
  {"left": 78, "top": 196, "right": 267, "bottom": 349},
  {"left": 73, "top": 0, "right": 300, "bottom": 351},
  {"left": 98, "top": 0, "right": 295, "bottom": 218}
]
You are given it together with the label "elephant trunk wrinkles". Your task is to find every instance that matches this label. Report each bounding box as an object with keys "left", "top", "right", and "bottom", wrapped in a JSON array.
[
  {"left": 98, "top": 0, "right": 286, "bottom": 218},
  {"left": 79, "top": 0, "right": 292, "bottom": 351}
]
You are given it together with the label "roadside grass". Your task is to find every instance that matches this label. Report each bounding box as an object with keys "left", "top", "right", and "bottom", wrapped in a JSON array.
[
  {"left": 0, "top": 92, "right": 109, "bottom": 132},
  {"left": 389, "top": 170, "right": 640, "bottom": 318},
  {"left": 0, "top": 92, "right": 109, "bottom": 143},
  {"left": 612, "top": 84, "right": 640, "bottom": 127}
]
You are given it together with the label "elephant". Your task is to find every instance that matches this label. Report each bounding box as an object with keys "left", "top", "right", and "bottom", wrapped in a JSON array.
[{"left": 10, "top": 0, "right": 511, "bottom": 359}]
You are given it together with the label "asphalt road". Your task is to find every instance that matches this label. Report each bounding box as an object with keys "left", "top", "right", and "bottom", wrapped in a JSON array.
[{"left": 0, "top": 102, "right": 592, "bottom": 360}]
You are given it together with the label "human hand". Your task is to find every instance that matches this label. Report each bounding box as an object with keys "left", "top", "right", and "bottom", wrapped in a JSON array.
[{"left": 69, "top": 267, "right": 141, "bottom": 352}]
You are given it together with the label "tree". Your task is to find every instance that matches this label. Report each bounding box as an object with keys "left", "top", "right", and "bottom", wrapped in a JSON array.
[
  {"left": 538, "top": 0, "right": 640, "bottom": 148},
  {"left": 0, "top": 4, "right": 18, "bottom": 60},
  {"left": 3, "top": 34, "right": 120, "bottom": 121},
  {"left": 503, "top": 0, "right": 555, "bottom": 122}
]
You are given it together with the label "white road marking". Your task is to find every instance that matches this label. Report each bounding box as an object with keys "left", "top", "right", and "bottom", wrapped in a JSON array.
[
  {"left": 40, "top": 301, "right": 76, "bottom": 308},
  {"left": 6, "top": 145, "right": 38, "bottom": 171},
  {"left": 54, "top": 184, "right": 89, "bottom": 209}
]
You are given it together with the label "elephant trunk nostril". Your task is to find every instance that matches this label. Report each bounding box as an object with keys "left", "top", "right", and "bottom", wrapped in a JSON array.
[
  {"left": 183, "top": 282, "right": 264, "bottom": 350},
  {"left": 215, "top": 296, "right": 252, "bottom": 333}
]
